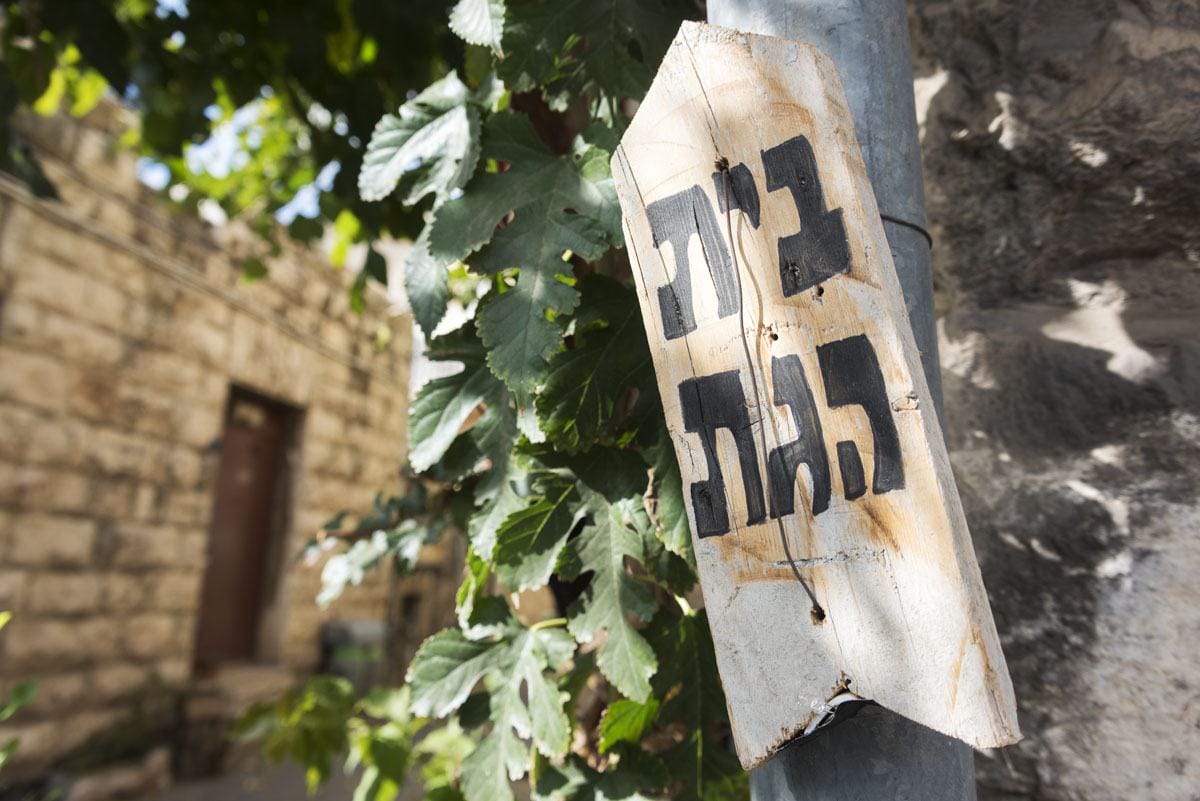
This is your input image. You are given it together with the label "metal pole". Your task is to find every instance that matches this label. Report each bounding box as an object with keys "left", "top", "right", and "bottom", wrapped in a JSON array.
[{"left": 705, "top": 1, "right": 971, "bottom": 798}]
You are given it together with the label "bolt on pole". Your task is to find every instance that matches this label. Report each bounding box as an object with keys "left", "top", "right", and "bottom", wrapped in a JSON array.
[{"left": 704, "top": 0, "right": 974, "bottom": 798}]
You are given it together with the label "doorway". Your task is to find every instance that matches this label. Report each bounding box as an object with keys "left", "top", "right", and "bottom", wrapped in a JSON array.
[{"left": 193, "top": 386, "right": 299, "bottom": 672}]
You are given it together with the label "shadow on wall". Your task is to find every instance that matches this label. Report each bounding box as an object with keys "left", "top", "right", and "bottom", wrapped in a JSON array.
[{"left": 911, "top": 1, "right": 1200, "bottom": 799}]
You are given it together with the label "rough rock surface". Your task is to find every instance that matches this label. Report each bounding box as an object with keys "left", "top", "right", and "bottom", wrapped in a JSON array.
[{"left": 910, "top": 2, "right": 1200, "bottom": 799}]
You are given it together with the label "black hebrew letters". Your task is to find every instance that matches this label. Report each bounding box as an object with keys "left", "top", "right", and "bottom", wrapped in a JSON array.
[
  {"left": 679, "top": 371, "right": 767, "bottom": 537},
  {"left": 652, "top": 134, "right": 906, "bottom": 539},
  {"left": 678, "top": 336, "right": 907, "bottom": 537},
  {"left": 817, "top": 335, "right": 905, "bottom": 494},
  {"left": 766, "top": 355, "right": 831, "bottom": 517},
  {"left": 645, "top": 135, "right": 851, "bottom": 340},
  {"left": 713, "top": 163, "right": 761, "bottom": 228},
  {"left": 835, "top": 441, "right": 867, "bottom": 500},
  {"left": 646, "top": 185, "right": 740, "bottom": 340},
  {"left": 761, "top": 135, "right": 851, "bottom": 296}
]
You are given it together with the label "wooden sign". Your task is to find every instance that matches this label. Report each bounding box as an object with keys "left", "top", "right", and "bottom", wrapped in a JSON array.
[{"left": 611, "top": 22, "right": 1020, "bottom": 769}]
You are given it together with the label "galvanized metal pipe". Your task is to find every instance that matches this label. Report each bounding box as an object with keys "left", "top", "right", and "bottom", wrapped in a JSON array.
[{"left": 705, "top": 0, "right": 971, "bottom": 798}]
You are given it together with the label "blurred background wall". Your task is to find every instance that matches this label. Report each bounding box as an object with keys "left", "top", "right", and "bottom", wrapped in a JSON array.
[
  {"left": 0, "top": 103, "right": 437, "bottom": 781},
  {"left": 911, "top": 1, "right": 1200, "bottom": 799}
]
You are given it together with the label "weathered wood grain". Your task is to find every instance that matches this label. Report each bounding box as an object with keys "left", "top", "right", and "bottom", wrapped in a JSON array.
[{"left": 611, "top": 21, "right": 1020, "bottom": 769}]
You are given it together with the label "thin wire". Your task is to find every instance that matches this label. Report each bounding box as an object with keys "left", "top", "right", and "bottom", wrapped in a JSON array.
[{"left": 719, "top": 165, "right": 824, "bottom": 621}]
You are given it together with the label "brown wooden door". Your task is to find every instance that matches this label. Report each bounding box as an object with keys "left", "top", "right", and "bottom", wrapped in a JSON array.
[{"left": 194, "top": 388, "right": 293, "bottom": 670}]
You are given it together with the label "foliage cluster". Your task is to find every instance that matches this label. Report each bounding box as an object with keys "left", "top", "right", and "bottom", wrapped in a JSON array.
[{"left": 0, "top": 1, "right": 747, "bottom": 799}]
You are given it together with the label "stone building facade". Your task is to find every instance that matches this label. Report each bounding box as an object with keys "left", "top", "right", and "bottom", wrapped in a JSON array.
[{"left": 0, "top": 105, "right": 419, "bottom": 777}]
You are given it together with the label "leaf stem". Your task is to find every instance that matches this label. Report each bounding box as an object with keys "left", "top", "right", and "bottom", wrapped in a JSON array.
[{"left": 530, "top": 617, "right": 568, "bottom": 632}]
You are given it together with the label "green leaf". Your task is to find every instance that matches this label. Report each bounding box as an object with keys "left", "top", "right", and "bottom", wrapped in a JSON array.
[
  {"left": 407, "top": 629, "right": 512, "bottom": 719},
  {"left": 460, "top": 723, "right": 524, "bottom": 801},
  {"left": 537, "top": 276, "right": 654, "bottom": 452},
  {"left": 524, "top": 656, "right": 571, "bottom": 758},
  {"left": 408, "top": 326, "right": 508, "bottom": 473},
  {"left": 428, "top": 113, "right": 621, "bottom": 392},
  {"left": 598, "top": 698, "right": 659, "bottom": 753},
  {"left": 353, "top": 723, "right": 413, "bottom": 801},
  {"left": 409, "top": 622, "right": 573, "bottom": 766},
  {"left": 426, "top": 625, "right": 573, "bottom": 801},
  {"left": 649, "top": 437, "right": 693, "bottom": 564},
  {"left": 493, "top": 478, "right": 581, "bottom": 591},
  {"left": 500, "top": 0, "right": 688, "bottom": 101},
  {"left": 0, "top": 738, "right": 18, "bottom": 771},
  {"left": 646, "top": 611, "right": 746, "bottom": 801},
  {"left": 468, "top": 472, "right": 525, "bottom": 557},
  {"left": 331, "top": 209, "right": 362, "bottom": 268},
  {"left": 478, "top": 267, "right": 579, "bottom": 393},
  {"left": 428, "top": 113, "right": 620, "bottom": 275},
  {"left": 358, "top": 72, "right": 480, "bottom": 206},
  {"left": 405, "top": 231, "right": 450, "bottom": 338},
  {"left": 466, "top": 388, "right": 521, "bottom": 505},
  {"left": 563, "top": 494, "right": 658, "bottom": 702},
  {"left": 232, "top": 676, "right": 356, "bottom": 790},
  {"left": 449, "top": 0, "right": 506, "bottom": 52},
  {"left": 499, "top": 627, "right": 573, "bottom": 758},
  {"left": 455, "top": 547, "right": 492, "bottom": 631},
  {"left": 533, "top": 752, "right": 661, "bottom": 801},
  {"left": 69, "top": 69, "right": 108, "bottom": 116},
  {"left": 241, "top": 257, "right": 268, "bottom": 283},
  {"left": 642, "top": 534, "right": 696, "bottom": 597},
  {"left": 317, "top": 521, "right": 438, "bottom": 607},
  {"left": 0, "top": 680, "right": 36, "bottom": 722}
]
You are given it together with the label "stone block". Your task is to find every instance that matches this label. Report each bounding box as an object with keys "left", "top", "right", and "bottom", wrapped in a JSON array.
[
  {"left": 72, "top": 124, "right": 141, "bottom": 198},
  {"left": 3, "top": 617, "right": 119, "bottom": 667},
  {"left": 105, "top": 383, "right": 181, "bottom": 440},
  {"left": 7, "top": 513, "right": 95, "bottom": 567},
  {"left": 0, "top": 462, "right": 90, "bottom": 514},
  {"left": 131, "top": 483, "right": 164, "bottom": 522},
  {"left": 150, "top": 657, "right": 190, "bottom": 687},
  {"left": 175, "top": 402, "right": 223, "bottom": 452},
  {"left": 104, "top": 522, "right": 188, "bottom": 569},
  {"left": 178, "top": 528, "right": 209, "bottom": 565},
  {"left": 10, "top": 253, "right": 130, "bottom": 334},
  {"left": 0, "top": 346, "right": 73, "bottom": 414},
  {"left": 92, "top": 195, "right": 140, "bottom": 240},
  {"left": 148, "top": 314, "right": 231, "bottom": 368},
  {"left": 4, "top": 302, "right": 126, "bottom": 368},
  {"left": 124, "top": 349, "right": 207, "bottom": 399},
  {"left": 27, "top": 572, "right": 105, "bottom": 616},
  {"left": 172, "top": 289, "right": 232, "bottom": 330},
  {"left": 90, "top": 662, "right": 148, "bottom": 702},
  {"left": 159, "top": 489, "right": 212, "bottom": 527},
  {"left": 0, "top": 568, "right": 28, "bottom": 609},
  {"left": 23, "top": 671, "right": 87, "bottom": 716},
  {"left": 163, "top": 446, "right": 205, "bottom": 490},
  {"left": 0, "top": 719, "right": 60, "bottom": 772},
  {"left": 100, "top": 573, "right": 148, "bottom": 612},
  {"left": 306, "top": 407, "right": 346, "bottom": 442},
  {"left": 145, "top": 570, "right": 203, "bottom": 613},
  {"left": 228, "top": 312, "right": 313, "bottom": 407},
  {"left": 119, "top": 613, "right": 180, "bottom": 660},
  {"left": 86, "top": 428, "right": 158, "bottom": 479},
  {"left": 0, "top": 408, "right": 85, "bottom": 467},
  {"left": 87, "top": 476, "right": 139, "bottom": 519}
]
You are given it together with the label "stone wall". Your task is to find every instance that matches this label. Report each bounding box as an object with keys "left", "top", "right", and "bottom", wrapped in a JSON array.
[
  {"left": 911, "top": 2, "right": 1200, "bottom": 799},
  {"left": 0, "top": 105, "right": 415, "bottom": 775}
]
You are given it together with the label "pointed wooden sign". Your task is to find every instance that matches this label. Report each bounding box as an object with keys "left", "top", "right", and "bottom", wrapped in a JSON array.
[{"left": 611, "top": 22, "right": 1020, "bottom": 769}]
